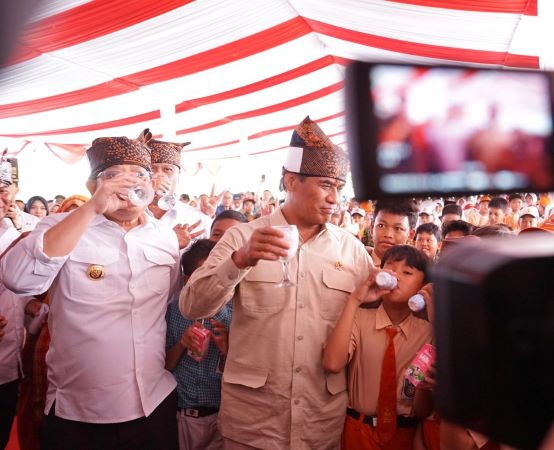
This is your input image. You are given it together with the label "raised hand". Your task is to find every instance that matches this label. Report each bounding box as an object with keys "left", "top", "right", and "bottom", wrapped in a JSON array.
[
  {"left": 173, "top": 220, "right": 205, "bottom": 249},
  {"left": 350, "top": 267, "right": 395, "bottom": 305},
  {"left": 232, "top": 226, "right": 290, "bottom": 269}
]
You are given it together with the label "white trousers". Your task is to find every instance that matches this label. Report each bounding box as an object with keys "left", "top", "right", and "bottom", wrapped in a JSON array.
[{"left": 177, "top": 411, "right": 224, "bottom": 450}]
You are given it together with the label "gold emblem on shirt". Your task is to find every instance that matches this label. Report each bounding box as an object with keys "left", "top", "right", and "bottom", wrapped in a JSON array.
[
  {"left": 335, "top": 261, "right": 343, "bottom": 270},
  {"left": 87, "top": 264, "right": 105, "bottom": 280}
]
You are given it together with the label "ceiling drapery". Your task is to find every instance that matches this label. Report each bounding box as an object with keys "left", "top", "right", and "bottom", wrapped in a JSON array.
[{"left": 0, "top": 0, "right": 542, "bottom": 164}]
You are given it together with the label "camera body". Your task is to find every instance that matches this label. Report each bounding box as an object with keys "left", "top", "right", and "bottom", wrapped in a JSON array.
[{"left": 432, "top": 236, "right": 554, "bottom": 449}]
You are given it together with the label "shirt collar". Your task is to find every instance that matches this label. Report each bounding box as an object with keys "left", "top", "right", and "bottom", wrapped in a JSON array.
[
  {"left": 375, "top": 303, "right": 414, "bottom": 340},
  {"left": 90, "top": 212, "right": 152, "bottom": 230}
]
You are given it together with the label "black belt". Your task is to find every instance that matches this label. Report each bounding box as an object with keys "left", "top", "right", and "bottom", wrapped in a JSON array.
[
  {"left": 178, "top": 406, "right": 219, "bottom": 417},
  {"left": 347, "top": 408, "right": 419, "bottom": 428}
]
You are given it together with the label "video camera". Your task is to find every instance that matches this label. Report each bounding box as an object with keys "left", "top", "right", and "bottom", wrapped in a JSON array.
[{"left": 345, "top": 61, "right": 554, "bottom": 449}]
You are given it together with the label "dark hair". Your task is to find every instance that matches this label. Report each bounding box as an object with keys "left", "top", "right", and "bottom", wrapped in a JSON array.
[
  {"left": 243, "top": 198, "right": 255, "bottom": 205},
  {"left": 415, "top": 222, "right": 441, "bottom": 241},
  {"left": 380, "top": 245, "right": 430, "bottom": 281},
  {"left": 508, "top": 193, "right": 523, "bottom": 201},
  {"left": 441, "top": 204, "right": 462, "bottom": 218},
  {"left": 373, "top": 199, "right": 418, "bottom": 230},
  {"left": 54, "top": 194, "right": 66, "bottom": 201},
  {"left": 211, "top": 210, "right": 248, "bottom": 231},
  {"left": 489, "top": 197, "right": 509, "bottom": 212},
  {"left": 279, "top": 169, "right": 306, "bottom": 192},
  {"left": 179, "top": 193, "right": 190, "bottom": 201},
  {"left": 24, "top": 195, "right": 49, "bottom": 216},
  {"left": 181, "top": 239, "right": 216, "bottom": 276},
  {"left": 442, "top": 219, "right": 473, "bottom": 238},
  {"left": 472, "top": 224, "right": 516, "bottom": 238}
]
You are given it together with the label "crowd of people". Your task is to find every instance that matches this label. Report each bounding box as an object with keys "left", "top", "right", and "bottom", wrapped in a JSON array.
[{"left": 0, "top": 116, "right": 553, "bottom": 450}]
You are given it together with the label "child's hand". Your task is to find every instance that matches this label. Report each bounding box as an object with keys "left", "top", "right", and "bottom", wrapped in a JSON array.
[
  {"left": 350, "top": 267, "right": 394, "bottom": 305},
  {"left": 417, "top": 363, "right": 436, "bottom": 391},
  {"left": 209, "top": 319, "right": 228, "bottom": 356},
  {"left": 179, "top": 323, "right": 203, "bottom": 353},
  {"left": 419, "top": 283, "right": 434, "bottom": 323}
]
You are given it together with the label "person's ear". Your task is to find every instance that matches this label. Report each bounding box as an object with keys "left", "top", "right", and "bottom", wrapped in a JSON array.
[
  {"left": 85, "top": 179, "right": 97, "bottom": 195},
  {"left": 283, "top": 172, "right": 297, "bottom": 192}
]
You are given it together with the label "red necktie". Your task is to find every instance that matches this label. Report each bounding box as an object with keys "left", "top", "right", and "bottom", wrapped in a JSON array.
[{"left": 377, "top": 326, "right": 398, "bottom": 444}]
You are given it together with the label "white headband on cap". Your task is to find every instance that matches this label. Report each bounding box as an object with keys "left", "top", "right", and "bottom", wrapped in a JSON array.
[{"left": 282, "top": 146, "right": 304, "bottom": 173}]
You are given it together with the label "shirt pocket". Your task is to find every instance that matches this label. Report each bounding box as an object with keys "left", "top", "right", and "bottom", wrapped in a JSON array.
[
  {"left": 223, "top": 359, "right": 269, "bottom": 389},
  {"left": 320, "top": 267, "right": 356, "bottom": 321},
  {"left": 67, "top": 246, "right": 120, "bottom": 298},
  {"left": 240, "top": 261, "right": 287, "bottom": 315},
  {"left": 141, "top": 247, "right": 175, "bottom": 295}
]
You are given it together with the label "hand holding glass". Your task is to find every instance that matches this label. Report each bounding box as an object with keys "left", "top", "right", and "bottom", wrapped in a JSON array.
[
  {"left": 97, "top": 169, "right": 154, "bottom": 207},
  {"left": 273, "top": 225, "right": 299, "bottom": 288},
  {"left": 152, "top": 174, "right": 177, "bottom": 211}
]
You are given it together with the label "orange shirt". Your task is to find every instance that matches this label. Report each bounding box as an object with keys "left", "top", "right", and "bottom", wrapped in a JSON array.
[{"left": 347, "top": 304, "right": 433, "bottom": 416}]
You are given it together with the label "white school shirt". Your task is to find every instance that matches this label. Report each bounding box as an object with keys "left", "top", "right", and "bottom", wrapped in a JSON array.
[
  {"left": 0, "top": 283, "right": 29, "bottom": 385},
  {"left": 0, "top": 212, "right": 180, "bottom": 423}
]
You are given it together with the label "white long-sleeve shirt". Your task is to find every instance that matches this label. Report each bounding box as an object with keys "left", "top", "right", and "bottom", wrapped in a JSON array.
[
  {"left": 0, "top": 212, "right": 180, "bottom": 423},
  {"left": 0, "top": 283, "right": 29, "bottom": 385},
  {"left": 0, "top": 218, "right": 20, "bottom": 254}
]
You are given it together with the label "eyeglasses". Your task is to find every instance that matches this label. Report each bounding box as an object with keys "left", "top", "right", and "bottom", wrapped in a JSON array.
[{"left": 97, "top": 170, "right": 151, "bottom": 181}]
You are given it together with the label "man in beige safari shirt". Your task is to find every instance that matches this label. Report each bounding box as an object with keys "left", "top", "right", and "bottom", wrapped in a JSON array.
[{"left": 180, "top": 117, "right": 374, "bottom": 449}]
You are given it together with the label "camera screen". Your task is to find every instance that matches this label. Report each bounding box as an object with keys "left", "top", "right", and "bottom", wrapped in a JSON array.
[{"left": 368, "top": 65, "right": 553, "bottom": 195}]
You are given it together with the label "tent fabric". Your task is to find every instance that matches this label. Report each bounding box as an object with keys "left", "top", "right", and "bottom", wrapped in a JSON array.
[{"left": 0, "top": 0, "right": 544, "bottom": 164}]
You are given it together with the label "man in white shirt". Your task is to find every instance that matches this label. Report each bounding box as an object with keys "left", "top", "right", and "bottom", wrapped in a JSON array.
[
  {"left": 0, "top": 282, "right": 33, "bottom": 449},
  {"left": 145, "top": 130, "right": 212, "bottom": 241},
  {"left": 0, "top": 157, "right": 39, "bottom": 232},
  {"left": 1, "top": 135, "right": 181, "bottom": 450},
  {"left": 0, "top": 163, "right": 20, "bottom": 254}
]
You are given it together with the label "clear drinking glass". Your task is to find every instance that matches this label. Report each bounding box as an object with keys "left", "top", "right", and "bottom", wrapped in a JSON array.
[
  {"left": 156, "top": 191, "right": 177, "bottom": 211},
  {"left": 273, "top": 225, "right": 299, "bottom": 288},
  {"left": 152, "top": 174, "right": 177, "bottom": 211},
  {"left": 97, "top": 169, "right": 153, "bottom": 207}
]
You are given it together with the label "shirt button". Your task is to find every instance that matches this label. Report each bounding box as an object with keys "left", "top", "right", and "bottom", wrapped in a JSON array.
[
  {"left": 300, "top": 272, "right": 306, "bottom": 278},
  {"left": 227, "top": 273, "right": 234, "bottom": 280},
  {"left": 294, "top": 399, "right": 300, "bottom": 405},
  {"left": 297, "top": 336, "right": 303, "bottom": 341},
  {"left": 298, "top": 303, "right": 304, "bottom": 309},
  {"left": 295, "top": 367, "right": 301, "bottom": 373}
]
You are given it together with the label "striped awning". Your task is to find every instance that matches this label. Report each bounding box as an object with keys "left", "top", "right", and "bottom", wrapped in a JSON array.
[{"left": 0, "top": 0, "right": 546, "bottom": 164}]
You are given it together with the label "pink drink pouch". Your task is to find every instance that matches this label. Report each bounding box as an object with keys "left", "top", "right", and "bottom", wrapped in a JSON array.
[
  {"left": 405, "top": 343, "right": 436, "bottom": 386},
  {"left": 187, "top": 326, "right": 211, "bottom": 362}
]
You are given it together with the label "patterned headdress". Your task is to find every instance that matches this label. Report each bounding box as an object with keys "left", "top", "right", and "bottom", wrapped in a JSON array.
[
  {"left": 86, "top": 130, "right": 152, "bottom": 178},
  {"left": 282, "top": 116, "right": 349, "bottom": 182},
  {"left": 142, "top": 129, "right": 190, "bottom": 168}
]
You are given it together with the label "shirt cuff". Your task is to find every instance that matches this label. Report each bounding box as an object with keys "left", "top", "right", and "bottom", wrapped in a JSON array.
[
  {"left": 215, "top": 254, "right": 250, "bottom": 288},
  {"left": 27, "top": 229, "right": 69, "bottom": 275}
]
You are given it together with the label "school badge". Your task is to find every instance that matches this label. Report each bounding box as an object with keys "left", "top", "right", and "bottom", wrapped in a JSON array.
[{"left": 87, "top": 264, "right": 105, "bottom": 280}]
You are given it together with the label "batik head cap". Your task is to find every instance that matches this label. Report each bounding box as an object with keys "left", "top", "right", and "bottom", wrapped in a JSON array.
[
  {"left": 282, "top": 116, "right": 349, "bottom": 182},
  {"left": 143, "top": 128, "right": 190, "bottom": 168},
  {"left": 0, "top": 150, "right": 12, "bottom": 186},
  {"left": 86, "top": 130, "right": 153, "bottom": 179}
]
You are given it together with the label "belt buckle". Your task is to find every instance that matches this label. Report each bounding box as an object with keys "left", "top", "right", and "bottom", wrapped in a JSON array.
[
  {"left": 371, "top": 417, "right": 378, "bottom": 427},
  {"left": 185, "top": 408, "right": 199, "bottom": 418}
]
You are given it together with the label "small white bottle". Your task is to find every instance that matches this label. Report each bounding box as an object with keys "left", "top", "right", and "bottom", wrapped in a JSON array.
[
  {"left": 408, "top": 294, "right": 426, "bottom": 312},
  {"left": 26, "top": 303, "right": 49, "bottom": 335},
  {"left": 375, "top": 272, "right": 397, "bottom": 289}
]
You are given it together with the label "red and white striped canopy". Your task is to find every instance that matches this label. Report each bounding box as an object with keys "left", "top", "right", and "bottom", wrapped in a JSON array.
[{"left": 0, "top": 0, "right": 549, "bottom": 168}]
